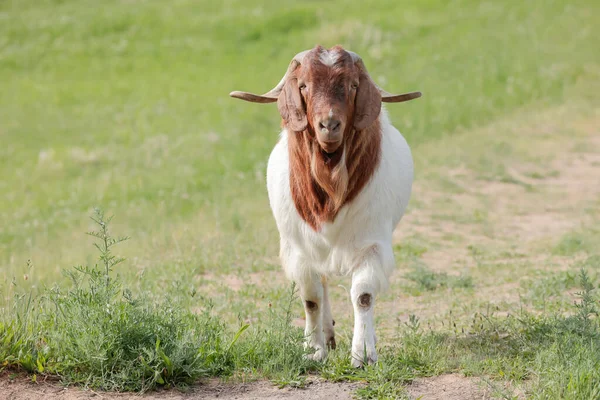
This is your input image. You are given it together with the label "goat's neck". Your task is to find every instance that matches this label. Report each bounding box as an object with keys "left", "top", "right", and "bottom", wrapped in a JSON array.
[{"left": 287, "top": 119, "right": 382, "bottom": 231}]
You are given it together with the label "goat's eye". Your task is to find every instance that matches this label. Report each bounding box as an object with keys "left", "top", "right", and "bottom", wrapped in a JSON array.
[
  {"left": 299, "top": 83, "right": 307, "bottom": 90},
  {"left": 351, "top": 83, "right": 358, "bottom": 90}
]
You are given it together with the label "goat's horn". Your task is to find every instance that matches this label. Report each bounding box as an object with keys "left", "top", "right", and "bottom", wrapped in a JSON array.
[
  {"left": 346, "top": 50, "right": 422, "bottom": 104},
  {"left": 230, "top": 50, "right": 310, "bottom": 103},
  {"left": 379, "top": 90, "right": 422, "bottom": 103}
]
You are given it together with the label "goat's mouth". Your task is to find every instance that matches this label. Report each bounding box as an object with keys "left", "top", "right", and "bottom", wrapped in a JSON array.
[
  {"left": 318, "top": 140, "right": 342, "bottom": 155},
  {"left": 318, "top": 143, "right": 343, "bottom": 165}
]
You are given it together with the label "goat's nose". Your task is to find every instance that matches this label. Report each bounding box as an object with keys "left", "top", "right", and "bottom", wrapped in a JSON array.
[{"left": 318, "top": 118, "right": 341, "bottom": 134}]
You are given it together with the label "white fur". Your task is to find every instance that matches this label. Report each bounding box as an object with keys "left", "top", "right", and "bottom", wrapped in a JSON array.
[
  {"left": 319, "top": 49, "right": 339, "bottom": 66},
  {"left": 266, "top": 108, "right": 413, "bottom": 366}
]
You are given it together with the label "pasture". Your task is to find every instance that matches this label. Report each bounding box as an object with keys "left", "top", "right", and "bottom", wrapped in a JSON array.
[{"left": 1, "top": 0, "right": 599, "bottom": 398}]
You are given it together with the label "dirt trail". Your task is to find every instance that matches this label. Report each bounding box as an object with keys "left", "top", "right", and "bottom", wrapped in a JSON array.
[
  {"left": 383, "top": 111, "right": 600, "bottom": 321},
  {"left": 0, "top": 376, "right": 361, "bottom": 400},
  {"left": 407, "top": 374, "right": 492, "bottom": 400},
  {"left": 2, "top": 110, "right": 598, "bottom": 399}
]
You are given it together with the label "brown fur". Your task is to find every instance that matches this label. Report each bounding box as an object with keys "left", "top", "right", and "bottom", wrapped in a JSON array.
[{"left": 288, "top": 121, "right": 381, "bottom": 231}]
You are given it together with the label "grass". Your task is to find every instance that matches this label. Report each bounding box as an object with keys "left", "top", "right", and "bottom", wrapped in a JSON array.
[
  {"left": 405, "top": 264, "right": 474, "bottom": 292},
  {"left": 3, "top": 211, "right": 600, "bottom": 398},
  {"left": 1, "top": 0, "right": 600, "bottom": 398},
  {"left": 2, "top": 0, "right": 599, "bottom": 282},
  {"left": 554, "top": 230, "right": 600, "bottom": 256},
  {"left": 1, "top": 211, "right": 316, "bottom": 391},
  {"left": 7, "top": 214, "right": 600, "bottom": 399}
]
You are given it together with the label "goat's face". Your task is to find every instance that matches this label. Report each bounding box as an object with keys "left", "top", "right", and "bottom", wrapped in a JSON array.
[
  {"left": 230, "top": 45, "right": 422, "bottom": 154},
  {"left": 294, "top": 46, "right": 361, "bottom": 153}
]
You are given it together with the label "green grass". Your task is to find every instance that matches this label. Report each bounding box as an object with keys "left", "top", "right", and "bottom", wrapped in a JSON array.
[
  {"left": 3, "top": 215, "right": 600, "bottom": 397},
  {"left": 405, "top": 264, "right": 474, "bottom": 292},
  {"left": 1, "top": 211, "right": 316, "bottom": 391},
  {"left": 554, "top": 230, "right": 600, "bottom": 256},
  {"left": 1, "top": 0, "right": 600, "bottom": 398},
  {"left": 2, "top": 0, "right": 599, "bottom": 281}
]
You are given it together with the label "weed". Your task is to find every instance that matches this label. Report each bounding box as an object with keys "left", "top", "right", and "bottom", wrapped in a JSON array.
[
  {"left": 523, "top": 270, "right": 578, "bottom": 311},
  {"left": 231, "top": 282, "right": 315, "bottom": 387},
  {"left": 405, "top": 264, "right": 473, "bottom": 292},
  {"left": 573, "top": 268, "right": 598, "bottom": 323},
  {"left": 394, "top": 240, "right": 428, "bottom": 261},
  {"left": 553, "top": 229, "right": 600, "bottom": 256},
  {"left": 1, "top": 210, "right": 230, "bottom": 392},
  {"left": 0, "top": 210, "right": 321, "bottom": 392}
]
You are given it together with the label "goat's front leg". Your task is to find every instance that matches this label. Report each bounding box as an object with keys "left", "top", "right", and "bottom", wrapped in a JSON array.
[
  {"left": 299, "top": 272, "right": 327, "bottom": 361},
  {"left": 321, "top": 276, "right": 336, "bottom": 350},
  {"left": 350, "top": 248, "right": 385, "bottom": 367}
]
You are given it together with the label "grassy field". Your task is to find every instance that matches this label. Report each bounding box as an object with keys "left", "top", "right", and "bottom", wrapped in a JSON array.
[{"left": 1, "top": 0, "right": 600, "bottom": 398}]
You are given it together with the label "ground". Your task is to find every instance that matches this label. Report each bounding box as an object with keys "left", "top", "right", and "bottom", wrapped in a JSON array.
[
  {"left": 3, "top": 104, "right": 598, "bottom": 399},
  {"left": 0, "top": 373, "right": 492, "bottom": 399},
  {"left": 1, "top": 374, "right": 362, "bottom": 400}
]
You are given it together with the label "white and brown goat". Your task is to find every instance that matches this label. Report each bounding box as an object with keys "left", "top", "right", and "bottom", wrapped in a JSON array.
[{"left": 231, "top": 45, "right": 421, "bottom": 367}]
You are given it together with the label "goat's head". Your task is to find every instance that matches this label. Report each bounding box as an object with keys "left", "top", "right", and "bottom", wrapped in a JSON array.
[{"left": 231, "top": 45, "right": 421, "bottom": 154}]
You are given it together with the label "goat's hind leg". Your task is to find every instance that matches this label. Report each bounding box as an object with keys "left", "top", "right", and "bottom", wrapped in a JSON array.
[{"left": 299, "top": 272, "right": 327, "bottom": 361}]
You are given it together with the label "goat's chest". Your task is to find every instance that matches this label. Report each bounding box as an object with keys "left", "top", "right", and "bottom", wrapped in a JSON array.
[
  {"left": 266, "top": 117, "right": 414, "bottom": 270},
  {"left": 266, "top": 139, "right": 382, "bottom": 258}
]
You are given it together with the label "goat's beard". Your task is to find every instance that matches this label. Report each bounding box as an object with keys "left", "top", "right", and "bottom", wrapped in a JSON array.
[{"left": 310, "top": 141, "right": 349, "bottom": 212}]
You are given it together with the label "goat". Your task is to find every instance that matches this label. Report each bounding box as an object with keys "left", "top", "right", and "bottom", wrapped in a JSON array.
[{"left": 230, "top": 45, "right": 421, "bottom": 367}]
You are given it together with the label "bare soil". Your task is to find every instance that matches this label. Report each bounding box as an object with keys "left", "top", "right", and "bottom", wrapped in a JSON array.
[
  {"left": 406, "top": 374, "right": 491, "bottom": 400},
  {"left": 0, "top": 375, "right": 362, "bottom": 400}
]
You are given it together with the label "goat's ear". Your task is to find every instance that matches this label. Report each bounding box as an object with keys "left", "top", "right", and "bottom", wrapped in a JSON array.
[
  {"left": 353, "top": 71, "right": 382, "bottom": 131},
  {"left": 277, "top": 78, "right": 307, "bottom": 132}
]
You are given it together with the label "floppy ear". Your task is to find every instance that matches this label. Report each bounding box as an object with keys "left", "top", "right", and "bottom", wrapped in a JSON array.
[
  {"left": 277, "top": 78, "right": 307, "bottom": 132},
  {"left": 353, "top": 71, "right": 382, "bottom": 131}
]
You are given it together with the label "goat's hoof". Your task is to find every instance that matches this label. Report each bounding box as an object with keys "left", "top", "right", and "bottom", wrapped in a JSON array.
[
  {"left": 326, "top": 336, "right": 337, "bottom": 350},
  {"left": 303, "top": 347, "right": 327, "bottom": 362},
  {"left": 350, "top": 350, "right": 377, "bottom": 368}
]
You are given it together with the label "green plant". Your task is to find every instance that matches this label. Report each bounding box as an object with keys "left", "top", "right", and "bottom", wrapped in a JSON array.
[
  {"left": 405, "top": 264, "right": 473, "bottom": 292},
  {"left": 230, "top": 282, "right": 316, "bottom": 387},
  {"left": 1, "top": 210, "right": 231, "bottom": 392}
]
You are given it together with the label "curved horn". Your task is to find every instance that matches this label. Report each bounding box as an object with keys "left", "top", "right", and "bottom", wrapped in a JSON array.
[
  {"left": 346, "top": 51, "right": 422, "bottom": 103},
  {"left": 230, "top": 50, "right": 310, "bottom": 103}
]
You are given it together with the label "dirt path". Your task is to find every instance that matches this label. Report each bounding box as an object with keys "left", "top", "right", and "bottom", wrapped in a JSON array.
[
  {"left": 2, "top": 106, "right": 598, "bottom": 400},
  {"left": 406, "top": 374, "right": 493, "bottom": 400},
  {"left": 388, "top": 108, "right": 600, "bottom": 317},
  {"left": 0, "top": 373, "right": 500, "bottom": 400},
  {"left": 0, "top": 375, "right": 361, "bottom": 400}
]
